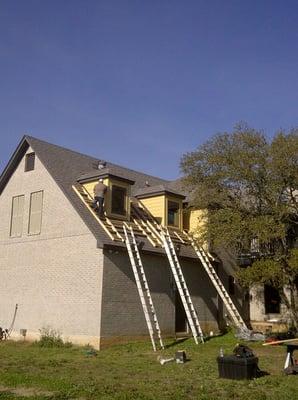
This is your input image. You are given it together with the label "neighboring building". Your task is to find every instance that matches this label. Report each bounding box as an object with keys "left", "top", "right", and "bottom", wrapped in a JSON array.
[{"left": 0, "top": 136, "right": 266, "bottom": 349}]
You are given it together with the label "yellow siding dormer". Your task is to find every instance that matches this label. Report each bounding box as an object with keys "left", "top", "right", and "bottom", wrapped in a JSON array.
[
  {"left": 188, "top": 208, "right": 207, "bottom": 236},
  {"left": 140, "top": 195, "right": 165, "bottom": 225},
  {"left": 80, "top": 172, "right": 134, "bottom": 221},
  {"left": 83, "top": 178, "right": 109, "bottom": 199},
  {"left": 136, "top": 187, "right": 185, "bottom": 230},
  {"left": 183, "top": 207, "right": 208, "bottom": 247}
]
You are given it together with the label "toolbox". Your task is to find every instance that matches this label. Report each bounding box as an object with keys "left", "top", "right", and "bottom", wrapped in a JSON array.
[{"left": 217, "top": 355, "right": 259, "bottom": 380}]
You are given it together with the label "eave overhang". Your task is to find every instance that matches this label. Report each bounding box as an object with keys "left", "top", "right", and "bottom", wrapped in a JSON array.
[
  {"left": 135, "top": 190, "right": 186, "bottom": 200},
  {"left": 0, "top": 135, "right": 29, "bottom": 196},
  {"left": 78, "top": 170, "right": 135, "bottom": 185}
]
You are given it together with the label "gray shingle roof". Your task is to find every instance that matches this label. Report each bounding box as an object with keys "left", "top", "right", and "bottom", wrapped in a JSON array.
[
  {"left": 77, "top": 167, "right": 136, "bottom": 185},
  {"left": 134, "top": 184, "right": 185, "bottom": 199}
]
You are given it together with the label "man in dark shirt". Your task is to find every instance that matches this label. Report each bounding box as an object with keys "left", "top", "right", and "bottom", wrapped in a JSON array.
[{"left": 92, "top": 179, "right": 107, "bottom": 217}]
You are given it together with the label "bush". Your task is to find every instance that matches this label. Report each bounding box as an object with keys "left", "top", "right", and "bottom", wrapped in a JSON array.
[{"left": 38, "top": 326, "right": 72, "bottom": 348}]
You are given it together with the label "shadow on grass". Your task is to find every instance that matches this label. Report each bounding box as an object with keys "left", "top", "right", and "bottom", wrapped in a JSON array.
[
  {"left": 164, "top": 337, "right": 189, "bottom": 349},
  {"left": 256, "top": 368, "right": 270, "bottom": 378},
  {"left": 164, "top": 331, "right": 232, "bottom": 349}
]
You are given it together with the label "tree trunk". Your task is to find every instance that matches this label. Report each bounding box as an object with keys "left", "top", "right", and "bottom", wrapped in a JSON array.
[{"left": 280, "top": 286, "right": 298, "bottom": 329}]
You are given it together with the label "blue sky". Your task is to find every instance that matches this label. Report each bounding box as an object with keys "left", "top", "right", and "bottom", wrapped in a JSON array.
[{"left": 0, "top": 0, "right": 297, "bottom": 179}]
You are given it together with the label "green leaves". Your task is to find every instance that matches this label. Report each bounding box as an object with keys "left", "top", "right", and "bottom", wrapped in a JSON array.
[
  {"left": 181, "top": 125, "right": 297, "bottom": 251},
  {"left": 181, "top": 125, "right": 298, "bottom": 325},
  {"left": 237, "top": 258, "right": 286, "bottom": 289}
]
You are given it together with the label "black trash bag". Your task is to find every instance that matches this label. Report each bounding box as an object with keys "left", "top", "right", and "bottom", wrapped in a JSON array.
[{"left": 233, "top": 344, "right": 255, "bottom": 358}]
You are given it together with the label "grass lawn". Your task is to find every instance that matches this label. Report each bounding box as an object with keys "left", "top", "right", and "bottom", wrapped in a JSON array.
[{"left": 0, "top": 332, "right": 297, "bottom": 400}]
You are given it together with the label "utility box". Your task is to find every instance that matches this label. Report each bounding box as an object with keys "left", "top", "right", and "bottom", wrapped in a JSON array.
[
  {"left": 175, "top": 350, "right": 186, "bottom": 363},
  {"left": 217, "top": 356, "right": 258, "bottom": 380}
]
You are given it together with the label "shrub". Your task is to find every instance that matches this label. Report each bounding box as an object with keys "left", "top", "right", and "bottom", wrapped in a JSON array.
[{"left": 38, "top": 326, "right": 72, "bottom": 348}]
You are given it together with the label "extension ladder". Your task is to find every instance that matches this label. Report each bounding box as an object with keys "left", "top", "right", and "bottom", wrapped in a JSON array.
[
  {"left": 161, "top": 229, "right": 204, "bottom": 344},
  {"left": 123, "top": 224, "right": 164, "bottom": 351},
  {"left": 186, "top": 233, "right": 248, "bottom": 330}
]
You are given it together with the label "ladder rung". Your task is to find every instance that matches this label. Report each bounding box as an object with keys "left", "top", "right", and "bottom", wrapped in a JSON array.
[
  {"left": 161, "top": 229, "right": 204, "bottom": 344},
  {"left": 124, "top": 224, "right": 164, "bottom": 351},
  {"left": 187, "top": 236, "right": 247, "bottom": 331}
]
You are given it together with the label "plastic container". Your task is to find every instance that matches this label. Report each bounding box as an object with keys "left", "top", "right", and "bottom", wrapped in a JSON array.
[{"left": 217, "top": 355, "right": 258, "bottom": 380}]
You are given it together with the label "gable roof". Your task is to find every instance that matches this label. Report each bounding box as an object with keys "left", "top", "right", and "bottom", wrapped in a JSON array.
[{"left": 0, "top": 135, "right": 193, "bottom": 254}]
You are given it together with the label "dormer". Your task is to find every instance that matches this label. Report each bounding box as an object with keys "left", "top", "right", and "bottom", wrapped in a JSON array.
[
  {"left": 134, "top": 185, "right": 185, "bottom": 230},
  {"left": 78, "top": 167, "right": 135, "bottom": 220},
  {"left": 183, "top": 207, "right": 207, "bottom": 235}
]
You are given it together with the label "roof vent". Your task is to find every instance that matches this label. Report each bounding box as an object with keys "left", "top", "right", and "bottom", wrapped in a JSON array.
[{"left": 96, "top": 160, "right": 107, "bottom": 170}]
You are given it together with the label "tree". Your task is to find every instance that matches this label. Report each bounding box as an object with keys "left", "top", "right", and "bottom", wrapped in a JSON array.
[{"left": 181, "top": 124, "right": 298, "bottom": 327}]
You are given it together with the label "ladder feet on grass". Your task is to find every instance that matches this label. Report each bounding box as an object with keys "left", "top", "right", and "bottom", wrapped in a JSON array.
[
  {"left": 161, "top": 228, "right": 204, "bottom": 345},
  {"left": 123, "top": 224, "right": 164, "bottom": 351},
  {"left": 185, "top": 232, "right": 248, "bottom": 331}
]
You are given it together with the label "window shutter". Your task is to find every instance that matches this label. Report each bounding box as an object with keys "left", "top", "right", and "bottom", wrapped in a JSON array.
[
  {"left": 28, "top": 191, "right": 43, "bottom": 234},
  {"left": 10, "top": 195, "right": 25, "bottom": 237}
]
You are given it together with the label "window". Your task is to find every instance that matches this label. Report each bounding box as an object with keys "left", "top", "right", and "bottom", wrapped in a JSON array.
[
  {"left": 228, "top": 275, "right": 235, "bottom": 295},
  {"left": 111, "top": 185, "right": 126, "bottom": 216},
  {"left": 28, "top": 191, "right": 43, "bottom": 235},
  {"left": 250, "top": 238, "right": 260, "bottom": 253},
  {"left": 167, "top": 201, "right": 180, "bottom": 227},
  {"left": 25, "top": 153, "right": 35, "bottom": 172},
  {"left": 10, "top": 195, "right": 25, "bottom": 237},
  {"left": 264, "top": 284, "right": 281, "bottom": 314}
]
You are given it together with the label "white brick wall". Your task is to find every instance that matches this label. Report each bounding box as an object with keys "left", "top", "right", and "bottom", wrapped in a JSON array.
[
  {"left": 250, "top": 285, "right": 290, "bottom": 322},
  {"left": 0, "top": 147, "right": 103, "bottom": 348}
]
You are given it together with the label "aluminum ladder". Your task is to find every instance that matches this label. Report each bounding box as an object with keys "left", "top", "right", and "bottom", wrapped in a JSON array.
[
  {"left": 186, "top": 234, "right": 248, "bottom": 330},
  {"left": 161, "top": 229, "right": 204, "bottom": 344},
  {"left": 123, "top": 224, "right": 164, "bottom": 351}
]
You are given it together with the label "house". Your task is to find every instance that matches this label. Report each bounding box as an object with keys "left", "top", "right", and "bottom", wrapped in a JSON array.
[{"left": 0, "top": 136, "right": 255, "bottom": 349}]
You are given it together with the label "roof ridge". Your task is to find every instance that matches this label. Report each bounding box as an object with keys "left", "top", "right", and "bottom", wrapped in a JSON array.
[
  {"left": 25, "top": 135, "right": 172, "bottom": 183},
  {"left": 25, "top": 135, "right": 99, "bottom": 161}
]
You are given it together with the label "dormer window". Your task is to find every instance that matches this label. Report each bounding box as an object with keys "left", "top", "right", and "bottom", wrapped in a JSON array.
[
  {"left": 111, "top": 185, "right": 127, "bottom": 216},
  {"left": 25, "top": 153, "right": 35, "bottom": 172},
  {"left": 167, "top": 201, "right": 180, "bottom": 227},
  {"left": 78, "top": 169, "right": 134, "bottom": 220},
  {"left": 135, "top": 186, "right": 185, "bottom": 229}
]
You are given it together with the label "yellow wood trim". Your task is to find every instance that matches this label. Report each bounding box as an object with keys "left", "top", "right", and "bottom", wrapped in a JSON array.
[
  {"left": 138, "top": 196, "right": 165, "bottom": 225},
  {"left": 123, "top": 221, "right": 130, "bottom": 230},
  {"left": 131, "top": 217, "right": 158, "bottom": 247},
  {"left": 72, "top": 184, "right": 116, "bottom": 242},
  {"left": 136, "top": 216, "right": 159, "bottom": 242},
  {"left": 173, "top": 230, "right": 187, "bottom": 244},
  {"left": 84, "top": 178, "right": 131, "bottom": 220},
  {"left": 132, "top": 201, "right": 163, "bottom": 246},
  {"left": 105, "top": 216, "right": 124, "bottom": 241},
  {"left": 81, "top": 185, "right": 93, "bottom": 200},
  {"left": 134, "top": 199, "right": 165, "bottom": 228},
  {"left": 146, "top": 220, "right": 163, "bottom": 244},
  {"left": 79, "top": 184, "right": 124, "bottom": 241}
]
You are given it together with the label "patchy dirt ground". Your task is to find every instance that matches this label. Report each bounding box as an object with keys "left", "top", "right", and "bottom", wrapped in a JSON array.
[{"left": 0, "top": 385, "right": 54, "bottom": 397}]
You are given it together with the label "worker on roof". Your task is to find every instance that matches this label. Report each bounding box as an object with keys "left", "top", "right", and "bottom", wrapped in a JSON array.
[{"left": 92, "top": 178, "right": 107, "bottom": 217}]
